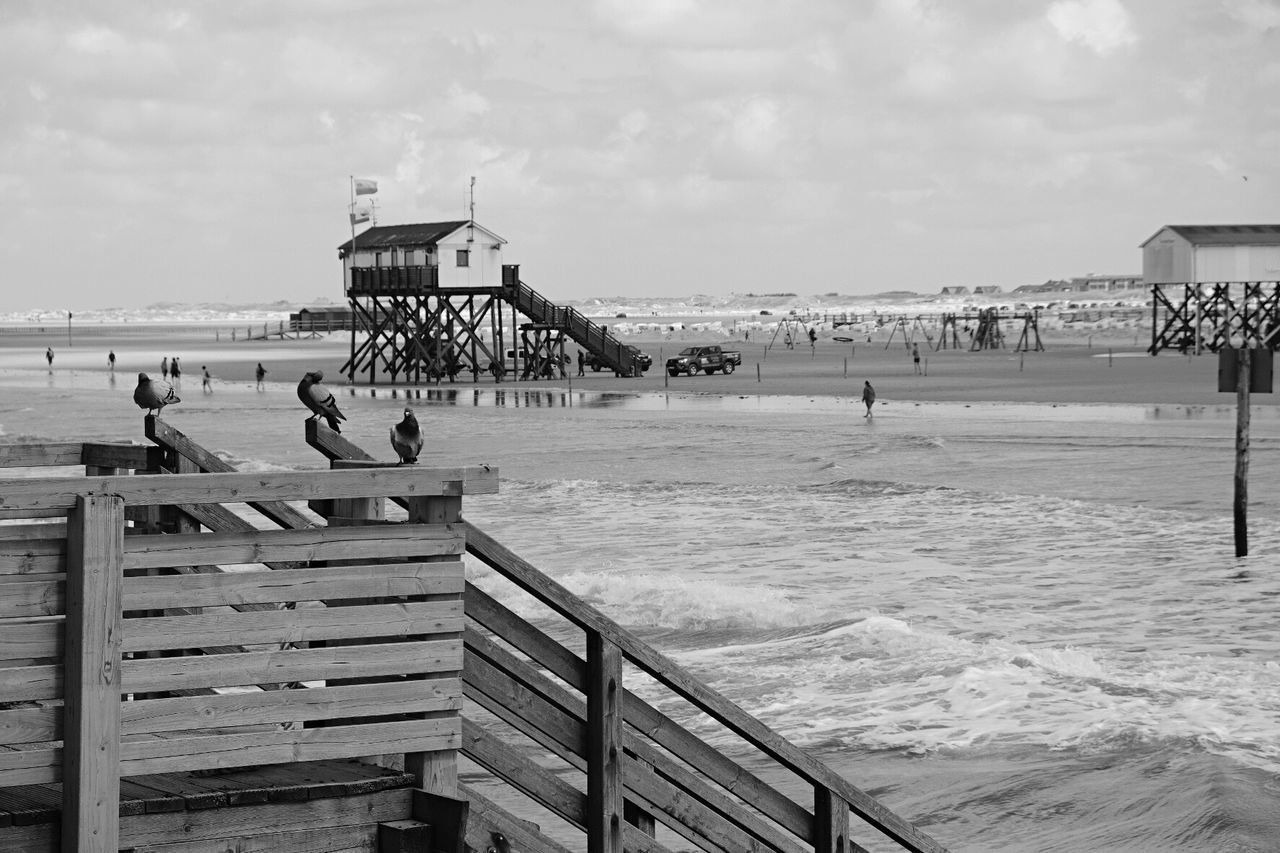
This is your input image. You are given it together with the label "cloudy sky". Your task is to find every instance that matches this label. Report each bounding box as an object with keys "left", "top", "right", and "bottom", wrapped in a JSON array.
[{"left": 2, "top": 0, "right": 1277, "bottom": 311}]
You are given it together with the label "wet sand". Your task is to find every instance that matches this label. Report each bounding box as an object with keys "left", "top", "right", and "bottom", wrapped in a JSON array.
[{"left": 0, "top": 326, "right": 1262, "bottom": 407}]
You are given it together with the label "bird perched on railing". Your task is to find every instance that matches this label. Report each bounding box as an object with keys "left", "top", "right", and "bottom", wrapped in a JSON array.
[
  {"left": 390, "top": 407, "right": 423, "bottom": 464},
  {"left": 297, "top": 370, "right": 346, "bottom": 432},
  {"left": 133, "top": 372, "right": 181, "bottom": 415}
]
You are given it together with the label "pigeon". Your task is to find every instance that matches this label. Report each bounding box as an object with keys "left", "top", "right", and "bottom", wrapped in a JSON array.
[
  {"left": 133, "top": 372, "right": 181, "bottom": 415},
  {"left": 390, "top": 407, "right": 424, "bottom": 464},
  {"left": 297, "top": 370, "right": 346, "bottom": 432}
]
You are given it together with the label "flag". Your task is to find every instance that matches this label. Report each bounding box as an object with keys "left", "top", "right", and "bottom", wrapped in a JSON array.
[
  {"left": 353, "top": 178, "right": 378, "bottom": 195},
  {"left": 350, "top": 208, "right": 371, "bottom": 226}
]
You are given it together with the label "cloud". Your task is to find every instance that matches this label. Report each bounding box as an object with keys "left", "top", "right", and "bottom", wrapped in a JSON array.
[{"left": 1047, "top": 0, "right": 1138, "bottom": 54}]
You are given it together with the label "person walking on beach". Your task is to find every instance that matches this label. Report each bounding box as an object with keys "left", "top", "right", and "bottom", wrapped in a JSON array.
[
  {"left": 161, "top": 356, "right": 169, "bottom": 380},
  {"left": 912, "top": 343, "right": 921, "bottom": 375},
  {"left": 255, "top": 362, "right": 267, "bottom": 391},
  {"left": 45, "top": 347, "right": 53, "bottom": 369},
  {"left": 201, "top": 365, "right": 212, "bottom": 393},
  {"left": 170, "top": 357, "right": 181, "bottom": 385},
  {"left": 577, "top": 350, "right": 585, "bottom": 377},
  {"left": 808, "top": 327, "right": 817, "bottom": 347},
  {"left": 108, "top": 350, "right": 116, "bottom": 372},
  {"left": 861, "top": 380, "right": 876, "bottom": 418}
]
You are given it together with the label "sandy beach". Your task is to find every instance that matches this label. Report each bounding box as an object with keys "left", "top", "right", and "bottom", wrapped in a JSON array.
[{"left": 0, "top": 323, "right": 1263, "bottom": 409}]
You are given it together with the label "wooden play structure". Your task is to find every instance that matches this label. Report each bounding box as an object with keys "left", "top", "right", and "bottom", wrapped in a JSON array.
[
  {"left": 0, "top": 422, "right": 951, "bottom": 853},
  {"left": 1148, "top": 281, "right": 1280, "bottom": 354}
]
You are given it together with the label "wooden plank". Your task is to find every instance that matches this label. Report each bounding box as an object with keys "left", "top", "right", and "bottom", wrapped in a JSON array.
[
  {"left": 587, "top": 633, "right": 624, "bottom": 853},
  {"left": 0, "top": 747, "right": 61, "bottom": 785},
  {"left": 123, "top": 561, "right": 462, "bottom": 611},
  {"left": 0, "top": 577, "right": 64, "bottom": 618},
  {"left": 126, "top": 823, "right": 380, "bottom": 852},
  {"left": 0, "top": 521, "right": 66, "bottom": 541},
  {"left": 461, "top": 716, "right": 588, "bottom": 829},
  {"left": 0, "top": 617, "right": 61, "bottom": 664},
  {"left": 0, "top": 465, "right": 499, "bottom": 512},
  {"left": 122, "top": 638, "right": 462, "bottom": 693},
  {"left": 0, "top": 442, "right": 84, "bottom": 467},
  {"left": 146, "top": 417, "right": 317, "bottom": 531},
  {"left": 815, "top": 787, "right": 861, "bottom": 853},
  {"left": 119, "top": 718, "right": 460, "bottom": 776},
  {"left": 121, "top": 678, "right": 461, "bottom": 735},
  {"left": 0, "top": 822, "right": 56, "bottom": 849},
  {"left": 462, "top": 524, "right": 946, "bottom": 853},
  {"left": 80, "top": 443, "right": 150, "bottom": 470},
  {"left": 0, "top": 537, "right": 65, "bottom": 574},
  {"left": 118, "top": 788, "right": 412, "bottom": 848},
  {"left": 0, "top": 704, "right": 60, "bottom": 743},
  {"left": 410, "top": 790, "right": 468, "bottom": 853},
  {"left": 122, "top": 524, "right": 464, "bottom": 571},
  {"left": 465, "top": 631, "right": 801, "bottom": 853},
  {"left": 62, "top": 493, "right": 125, "bottom": 853},
  {"left": 0, "top": 507, "right": 67, "bottom": 520},
  {"left": 123, "top": 600, "right": 464, "bottom": 652},
  {"left": 0, "top": 663, "right": 61, "bottom": 702},
  {"left": 459, "top": 783, "right": 576, "bottom": 853},
  {"left": 466, "top": 584, "right": 814, "bottom": 842}
]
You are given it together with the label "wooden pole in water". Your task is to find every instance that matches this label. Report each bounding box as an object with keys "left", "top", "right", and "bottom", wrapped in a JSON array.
[{"left": 1234, "top": 346, "right": 1250, "bottom": 558}]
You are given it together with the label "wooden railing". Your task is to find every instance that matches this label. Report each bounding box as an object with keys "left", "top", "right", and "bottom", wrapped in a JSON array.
[
  {"left": 0, "top": 431, "right": 496, "bottom": 851},
  {"left": 305, "top": 423, "right": 950, "bottom": 853}
]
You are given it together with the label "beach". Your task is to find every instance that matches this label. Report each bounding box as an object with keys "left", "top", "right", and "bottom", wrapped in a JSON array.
[{"left": 3, "top": 322, "right": 1279, "bottom": 852}]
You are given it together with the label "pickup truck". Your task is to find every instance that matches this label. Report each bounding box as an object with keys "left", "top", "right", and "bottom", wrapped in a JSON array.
[{"left": 665, "top": 345, "right": 742, "bottom": 376}]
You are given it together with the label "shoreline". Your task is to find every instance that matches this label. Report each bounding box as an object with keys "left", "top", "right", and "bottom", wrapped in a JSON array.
[{"left": 0, "top": 326, "right": 1264, "bottom": 408}]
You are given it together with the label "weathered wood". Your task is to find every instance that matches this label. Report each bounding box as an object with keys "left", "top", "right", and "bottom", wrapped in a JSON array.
[
  {"left": 378, "top": 818, "right": 433, "bottom": 853},
  {"left": 123, "top": 637, "right": 462, "bottom": 693},
  {"left": 80, "top": 442, "right": 150, "bottom": 471},
  {"left": 0, "top": 662, "right": 61, "bottom": 702},
  {"left": 0, "top": 506, "right": 67, "bottom": 520},
  {"left": 117, "top": 787, "right": 412, "bottom": 848},
  {"left": 0, "top": 746, "right": 61, "bottom": 785},
  {"left": 0, "top": 465, "right": 499, "bottom": 512},
  {"left": 459, "top": 783, "right": 576, "bottom": 853},
  {"left": 816, "top": 787, "right": 858, "bottom": 853},
  {"left": 122, "top": 523, "right": 463, "bottom": 571},
  {"left": 410, "top": 790, "right": 468, "bottom": 853},
  {"left": 62, "top": 493, "right": 125, "bottom": 853},
  {"left": 1235, "top": 346, "right": 1251, "bottom": 557},
  {"left": 146, "top": 417, "right": 318, "bottom": 531},
  {"left": 127, "top": 822, "right": 381, "bottom": 852},
  {"left": 587, "top": 633, "right": 624, "bottom": 853},
  {"left": 123, "top": 600, "right": 463, "bottom": 652},
  {"left": 466, "top": 583, "right": 814, "bottom": 842},
  {"left": 461, "top": 716, "right": 587, "bottom": 828},
  {"left": 120, "top": 718, "right": 460, "bottom": 776},
  {"left": 122, "top": 561, "right": 462, "bottom": 611},
  {"left": 0, "top": 576, "right": 64, "bottom": 618},
  {"left": 0, "top": 442, "right": 85, "bottom": 467},
  {"left": 0, "top": 537, "right": 65, "bottom": 573},
  {"left": 465, "top": 628, "right": 805, "bottom": 853},
  {"left": 463, "top": 523, "right": 944, "bottom": 853},
  {"left": 121, "top": 679, "right": 461, "bottom": 735},
  {"left": 0, "top": 704, "right": 60, "bottom": 743}
]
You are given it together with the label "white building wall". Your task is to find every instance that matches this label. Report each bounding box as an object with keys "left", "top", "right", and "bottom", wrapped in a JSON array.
[{"left": 1194, "top": 245, "right": 1280, "bottom": 281}]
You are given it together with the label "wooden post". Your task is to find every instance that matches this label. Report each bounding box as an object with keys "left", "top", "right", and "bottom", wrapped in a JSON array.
[
  {"left": 814, "top": 787, "right": 850, "bottom": 853},
  {"left": 406, "top": 492, "right": 463, "bottom": 796},
  {"left": 63, "top": 493, "right": 125, "bottom": 853},
  {"left": 1235, "top": 346, "right": 1250, "bottom": 558},
  {"left": 586, "top": 631, "right": 624, "bottom": 853}
]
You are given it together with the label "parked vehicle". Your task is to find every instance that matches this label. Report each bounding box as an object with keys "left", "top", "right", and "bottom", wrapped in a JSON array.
[
  {"left": 582, "top": 348, "right": 652, "bottom": 374},
  {"left": 665, "top": 345, "right": 743, "bottom": 376}
]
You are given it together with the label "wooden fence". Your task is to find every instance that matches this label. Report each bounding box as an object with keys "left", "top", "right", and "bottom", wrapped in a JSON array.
[{"left": 0, "top": 432, "right": 495, "bottom": 851}]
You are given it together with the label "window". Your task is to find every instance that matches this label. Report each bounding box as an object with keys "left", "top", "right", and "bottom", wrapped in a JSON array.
[{"left": 457, "top": 249, "right": 470, "bottom": 268}]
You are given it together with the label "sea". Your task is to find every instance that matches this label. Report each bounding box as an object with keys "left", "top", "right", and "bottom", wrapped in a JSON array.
[{"left": 2, "top": 332, "right": 1279, "bottom": 851}]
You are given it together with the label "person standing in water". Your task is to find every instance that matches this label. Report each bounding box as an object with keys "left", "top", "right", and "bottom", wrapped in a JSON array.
[
  {"left": 861, "top": 380, "right": 876, "bottom": 418},
  {"left": 108, "top": 350, "right": 116, "bottom": 372},
  {"left": 161, "top": 356, "right": 169, "bottom": 379},
  {"left": 255, "top": 362, "right": 267, "bottom": 391},
  {"left": 46, "top": 347, "right": 53, "bottom": 369},
  {"left": 912, "top": 343, "right": 921, "bottom": 375}
]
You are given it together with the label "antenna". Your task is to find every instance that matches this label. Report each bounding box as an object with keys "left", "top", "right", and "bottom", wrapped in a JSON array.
[{"left": 469, "top": 176, "right": 476, "bottom": 222}]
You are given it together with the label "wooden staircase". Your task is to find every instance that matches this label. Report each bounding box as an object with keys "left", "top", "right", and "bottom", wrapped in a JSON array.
[{"left": 505, "top": 265, "right": 649, "bottom": 377}]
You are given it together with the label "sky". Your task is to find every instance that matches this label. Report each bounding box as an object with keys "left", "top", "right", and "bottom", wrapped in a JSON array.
[{"left": 1, "top": 0, "right": 1277, "bottom": 311}]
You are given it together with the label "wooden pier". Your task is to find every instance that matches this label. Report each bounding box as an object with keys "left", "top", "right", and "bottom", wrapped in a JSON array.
[{"left": 1, "top": 422, "right": 950, "bottom": 852}]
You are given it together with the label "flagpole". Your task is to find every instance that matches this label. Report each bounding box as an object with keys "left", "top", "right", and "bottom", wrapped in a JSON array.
[{"left": 349, "top": 175, "right": 357, "bottom": 267}]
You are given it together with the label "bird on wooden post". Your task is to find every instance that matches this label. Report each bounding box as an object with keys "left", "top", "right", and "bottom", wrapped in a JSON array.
[
  {"left": 297, "top": 370, "right": 346, "bottom": 432},
  {"left": 133, "top": 372, "right": 181, "bottom": 415},
  {"left": 390, "top": 407, "right": 424, "bottom": 464}
]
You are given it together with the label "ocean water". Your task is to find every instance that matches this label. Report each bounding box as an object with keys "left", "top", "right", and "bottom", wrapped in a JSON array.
[{"left": 3, "top": 369, "right": 1279, "bottom": 852}]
